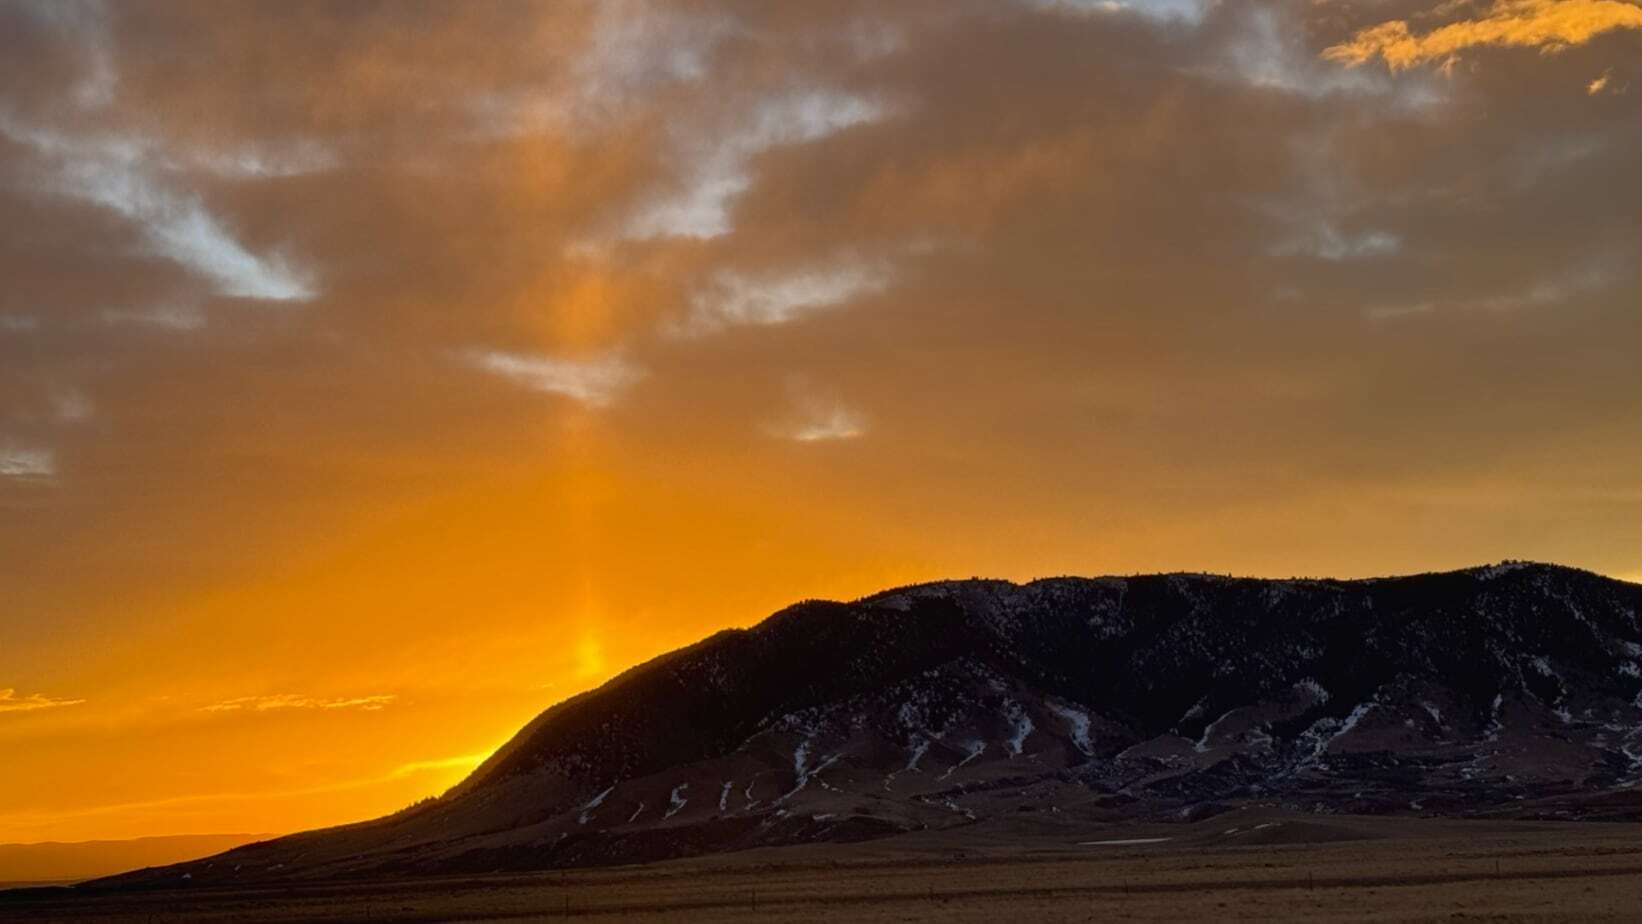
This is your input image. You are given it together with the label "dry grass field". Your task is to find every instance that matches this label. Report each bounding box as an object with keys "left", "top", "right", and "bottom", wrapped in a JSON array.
[{"left": 6, "top": 809, "right": 1642, "bottom": 922}]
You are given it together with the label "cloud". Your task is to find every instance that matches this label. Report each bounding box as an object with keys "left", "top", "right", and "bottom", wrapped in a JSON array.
[
  {"left": 1261, "top": 128, "right": 1404, "bottom": 262},
  {"left": 474, "top": 2, "right": 741, "bottom": 137},
  {"left": 1270, "top": 222, "right": 1402, "bottom": 261},
  {"left": 1471, "top": 259, "right": 1624, "bottom": 311},
  {"left": 622, "top": 89, "right": 893, "bottom": 240},
  {"left": 575, "top": 3, "right": 739, "bottom": 113},
  {"left": 1366, "top": 257, "right": 1625, "bottom": 319},
  {"left": 0, "top": 688, "right": 84, "bottom": 713},
  {"left": 766, "top": 377, "right": 869, "bottom": 443},
  {"left": 184, "top": 138, "right": 340, "bottom": 180},
  {"left": 101, "top": 303, "right": 207, "bottom": 331},
  {"left": 10, "top": 0, "right": 116, "bottom": 109},
  {"left": 1203, "top": 5, "right": 1443, "bottom": 104},
  {"left": 467, "top": 350, "right": 644, "bottom": 407},
  {"left": 0, "top": 118, "right": 315, "bottom": 302},
  {"left": 1587, "top": 68, "right": 1619, "bottom": 93},
  {"left": 0, "top": 444, "right": 55, "bottom": 479},
  {"left": 1324, "top": 0, "right": 1642, "bottom": 71},
  {"left": 52, "top": 390, "right": 94, "bottom": 424},
  {"left": 770, "top": 398, "right": 868, "bottom": 443},
  {"left": 201, "top": 694, "right": 397, "bottom": 713},
  {"left": 1025, "top": 0, "right": 1217, "bottom": 26},
  {"left": 682, "top": 257, "right": 894, "bottom": 334}
]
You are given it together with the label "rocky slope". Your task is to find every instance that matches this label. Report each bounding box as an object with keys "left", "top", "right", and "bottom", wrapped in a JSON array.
[{"left": 101, "top": 562, "right": 1642, "bottom": 884}]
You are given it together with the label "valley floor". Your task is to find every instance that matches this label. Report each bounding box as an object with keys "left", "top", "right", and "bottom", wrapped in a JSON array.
[{"left": 6, "top": 810, "right": 1642, "bottom": 922}]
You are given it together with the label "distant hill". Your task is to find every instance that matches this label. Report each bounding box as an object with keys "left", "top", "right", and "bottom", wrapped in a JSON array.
[
  {"left": 97, "top": 562, "right": 1642, "bottom": 886},
  {"left": 0, "top": 834, "right": 271, "bottom": 886}
]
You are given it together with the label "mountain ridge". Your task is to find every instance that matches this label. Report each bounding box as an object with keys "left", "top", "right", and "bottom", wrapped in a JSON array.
[{"left": 91, "top": 561, "right": 1642, "bottom": 886}]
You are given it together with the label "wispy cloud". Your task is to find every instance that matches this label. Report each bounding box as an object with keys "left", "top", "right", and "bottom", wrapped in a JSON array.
[
  {"left": 101, "top": 303, "right": 208, "bottom": 332},
  {"left": 1325, "top": 0, "right": 1642, "bottom": 72},
  {"left": 472, "top": 4, "right": 740, "bottom": 137},
  {"left": 1201, "top": 5, "right": 1444, "bottom": 105},
  {"left": 623, "top": 90, "right": 892, "bottom": 240},
  {"left": 1587, "top": 68, "right": 1618, "bottom": 94},
  {"left": 13, "top": 0, "right": 116, "bottom": 109},
  {"left": 1261, "top": 125, "right": 1406, "bottom": 263},
  {"left": 183, "top": 138, "right": 340, "bottom": 180},
  {"left": 466, "top": 349, "right": 644, "bottom": 407},
  {"left": 1270, "top": 222, "right": 1401, "bottom": 261},
  {"left": 682, "top": 257, "right": 893, "bottom": 335},
  {"left": 201, "top": 694, "right": 397, "bottom": 714},
  {"left": 1366, "top": 257, "right": 1626, "bottom": 319},
  {"left": 0, "top": 445, "right": 55, "bottom": 480},
  {"left": 1025, "top": 0, "right": 1217, "bottom": 26},
  {"left": 52, "top": 390, "right": 94, "bottom": 424},
  {"left": 1479, "top": 265, "right": 1619, "bottom": 310},
  {"left": 771, "top": 402, "right": 868, "bottom": 443},
  {"left": 765, "top": 378, "right": 869, "bottom": 443},
  {"left": 0, "top": 118, "right": 315, "bottom": 302},
  {"left": 576, "top": 4, "right": 739, "bottom": 112},
  {"left": 0, "top": 688, "right": 84, "bottom": 713}
]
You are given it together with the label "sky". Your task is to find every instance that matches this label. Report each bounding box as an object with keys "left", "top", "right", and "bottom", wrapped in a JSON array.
[{"left": 2, "top": 0, "right": 1641, "bottom": 844}]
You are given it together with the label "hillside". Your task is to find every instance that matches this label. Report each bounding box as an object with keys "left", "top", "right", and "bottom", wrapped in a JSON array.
[{"left": 96, "top": 562, "right": 1642, "bottom": 884}]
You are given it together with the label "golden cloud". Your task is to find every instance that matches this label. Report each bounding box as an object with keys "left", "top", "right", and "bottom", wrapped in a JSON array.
[
  {"left": 1324, "top": 0, "right": 1642, "bottom": 70},
  {"left": 0, "top": 688, "right": 84, "bottom": 713},
  {"left": 201, "top": 694, "right": 397, "bottom": 713}
]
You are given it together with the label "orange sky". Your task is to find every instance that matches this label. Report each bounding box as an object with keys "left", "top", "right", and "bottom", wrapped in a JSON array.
[{"left": 3, "top": 0, "right": 1642, "bottom": 844}]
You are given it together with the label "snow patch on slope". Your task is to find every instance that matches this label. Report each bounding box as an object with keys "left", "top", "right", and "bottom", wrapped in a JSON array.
[
  {"left": 1419, "top": 701, "right": 1444, "bottom": 726},
  {"left": 1195, "top": 709, "right": 1238, "bottom": 753},
  {"left": 1004, "top": 700, "right": 1034, "bottom": 757},
  {"left": 1296, "top": 701, "right": 1377, "bottom": 767},
  {"left": 1047, "top": 700, "right": 1093, "bottom": 755},
  {"left": 578, "top": 785, "right": 615, "bottom": 825},
  {"left": 906, "top": 736, "right": 933, "bottom": 771},
  {"left": 664, "top": 784, "right": 689, "bottom": 820},
  {"left": 940, "top": 740, "right": 986, "bottom": 780},
  {"left": 780, "top": 737, "right": 841, "bottom": 802}
]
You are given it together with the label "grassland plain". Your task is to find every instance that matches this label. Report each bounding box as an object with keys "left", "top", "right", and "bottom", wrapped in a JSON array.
[{"left": 5, "top": 809, "right": 1642, "bottom": 922}]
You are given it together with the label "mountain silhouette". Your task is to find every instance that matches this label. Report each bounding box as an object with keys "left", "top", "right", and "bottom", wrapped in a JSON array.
[{"left": 98, "top": 562, "right": 1642, "bottom": 884}]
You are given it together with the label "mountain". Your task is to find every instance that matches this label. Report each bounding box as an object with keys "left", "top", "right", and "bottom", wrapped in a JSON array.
[
  {"left": 96, "top": 562, "right": 1642, "bottom": 885},
  {"left": 0, "top": 834, "right": 270, "bottom": 887}
]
